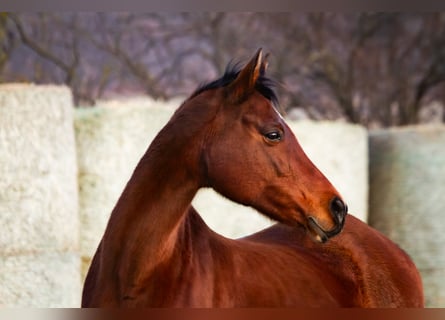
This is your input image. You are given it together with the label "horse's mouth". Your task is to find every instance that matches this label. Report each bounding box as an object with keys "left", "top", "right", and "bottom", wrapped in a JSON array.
[{"left": 307, "top": 216, "right": 344, "bottom": 243}]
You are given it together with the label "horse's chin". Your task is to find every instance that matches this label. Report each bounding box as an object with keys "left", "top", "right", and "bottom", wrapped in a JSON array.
[{"left": 307, "top": 217, "right": 343, "bottom": 243}]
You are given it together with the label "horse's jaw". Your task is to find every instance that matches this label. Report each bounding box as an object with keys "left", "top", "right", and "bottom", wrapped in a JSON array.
[{"left": 307, "top": 216, "right": 346, "bottom": 243}]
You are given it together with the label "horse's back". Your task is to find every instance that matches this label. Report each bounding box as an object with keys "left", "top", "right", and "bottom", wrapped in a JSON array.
[{"left": 243, "top": 215, "right": 424, "bottom": 307}]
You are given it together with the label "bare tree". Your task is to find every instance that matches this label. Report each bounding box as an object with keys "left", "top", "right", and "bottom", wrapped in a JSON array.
[
  {"left": 6, "top": 13, "right": 83, "bottom": 102},
  {"left": 1, "top": 13, "right": 444, "bottom": 126},
  {"left": 0, "top": 13, "right": 19, "bottom": 79},
  {"left": 411, "top": 13, "right": 445, "bottom": 124}
]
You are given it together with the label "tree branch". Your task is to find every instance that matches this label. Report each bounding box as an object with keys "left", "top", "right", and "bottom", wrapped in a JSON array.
[{"left": 9, "top": 13, "right": 72, "bottom": 77}]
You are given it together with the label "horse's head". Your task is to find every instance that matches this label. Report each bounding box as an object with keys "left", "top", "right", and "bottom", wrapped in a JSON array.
[{"left": 189, "top": 49, "right": 347, "bottom": 242}]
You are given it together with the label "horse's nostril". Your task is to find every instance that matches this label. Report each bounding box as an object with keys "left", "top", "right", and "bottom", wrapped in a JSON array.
[{"left": 330, "top": 197, "right": 347, "bottom": 224}]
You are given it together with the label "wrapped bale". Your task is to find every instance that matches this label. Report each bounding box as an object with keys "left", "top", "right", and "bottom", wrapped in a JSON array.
[
  {"left": 369, "top": 125, "right": 445, "bottom": 307},
  {"left": 0, "top": 84, "right": 80, "bottom": 307}
]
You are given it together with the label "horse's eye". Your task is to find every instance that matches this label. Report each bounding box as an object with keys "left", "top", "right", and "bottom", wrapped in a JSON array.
[{"left": 264, "top": 131, "right": 282, "bottom": 142}]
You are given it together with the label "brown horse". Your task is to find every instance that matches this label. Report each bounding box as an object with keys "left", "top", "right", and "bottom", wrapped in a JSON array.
[{"left": 82, "top": 49, "right": 423, "bottom": 307}]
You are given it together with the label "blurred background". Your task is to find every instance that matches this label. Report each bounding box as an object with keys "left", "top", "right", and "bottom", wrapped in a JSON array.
[{"left": 1, "top": 12, "right": 444, "bottom": 126}]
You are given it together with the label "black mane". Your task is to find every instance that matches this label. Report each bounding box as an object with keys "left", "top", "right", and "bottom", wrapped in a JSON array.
[{"left": 190, "top": 63, "right": 279, "bottom": 106}]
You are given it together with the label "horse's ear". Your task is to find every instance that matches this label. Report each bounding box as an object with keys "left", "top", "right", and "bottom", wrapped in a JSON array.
[
  {"left": 260, "top": 53, "right": 269, "bottom": 77},
  {"left": 227, "top": 48, "right": 263, "bottom": 103}
]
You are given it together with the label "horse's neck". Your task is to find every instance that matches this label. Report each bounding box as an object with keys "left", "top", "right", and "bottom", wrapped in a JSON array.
[
  {"left": 99, "top": 142, "right": 201, "bottom": 289},
  {"left": 93, "top": 99, "right": 222, "bottom": 302}
]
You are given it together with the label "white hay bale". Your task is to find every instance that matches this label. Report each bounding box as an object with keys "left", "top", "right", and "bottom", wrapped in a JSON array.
[
  {"left": 75, "top": 98, "right": 176, "bottom": 277},
  {"left": 369, "top": 125, "right": 445, "bottom": 307},
  {"left": 192, "top": 188, "right": 273, "bottom": 239},
  {"left": 289, "top": 120, "right": 368, "bottom": 222},
  {"left": 193, "top": 120, "right": 368, "bottom": 238},
  {"left": 0, "top": 252, "right": 80, "bottom": 307},
  {"left": 0, "top": 84, "right": 79, "bottom": 307}
]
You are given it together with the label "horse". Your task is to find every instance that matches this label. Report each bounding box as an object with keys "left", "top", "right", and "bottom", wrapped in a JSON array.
[{"left": 82, "top": 49, "right": 424, "bottom": 307}]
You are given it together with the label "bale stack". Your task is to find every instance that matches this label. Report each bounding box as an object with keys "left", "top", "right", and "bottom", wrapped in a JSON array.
[
  {"left": 369, "top": 125, "right": 445, "bottom": 307},
  {"left": 0, "top": 84, "right": 80, "bottom": 307}
]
